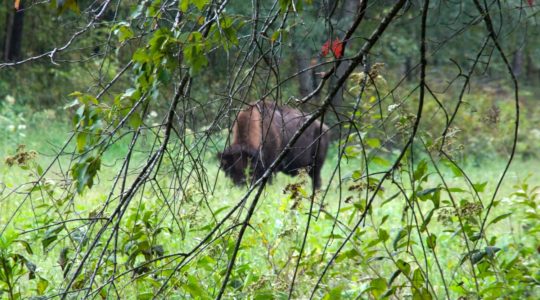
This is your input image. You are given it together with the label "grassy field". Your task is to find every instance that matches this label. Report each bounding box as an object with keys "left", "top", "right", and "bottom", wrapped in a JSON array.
[{"left": 0, "top": 111, "right": 539, "bottom": 299}]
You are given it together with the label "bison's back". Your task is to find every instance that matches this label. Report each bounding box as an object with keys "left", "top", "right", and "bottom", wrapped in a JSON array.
[
  {"left": 276, "top": 107, "right": 329, "bottom": 174},
  {"left": 232, "top": 102, "right": 283, "bottom": 169}
]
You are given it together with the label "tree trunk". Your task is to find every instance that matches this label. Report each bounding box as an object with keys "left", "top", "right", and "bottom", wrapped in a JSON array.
[
  {"left": 403, "top": 56, "right": 413, "bottom": 82},
  {"left": 295, "top": 50, "right": 317, "bottom": 99},
  {"left": 511, "top": 47, "right": 523, "bottom": 78},
  {"left": 3, "top": 2, "right": 24, "bottom": 62},
  {"left": 329, "top": 0, "right": 360, "bottom": 108}
]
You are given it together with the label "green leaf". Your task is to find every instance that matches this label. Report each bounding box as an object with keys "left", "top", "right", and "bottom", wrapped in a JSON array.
[
  {"left": 381, "top": 192, "right": 400, "bottom": 207},
  {"left": 413, "top": 160, "right": 428, "bottom": 181},
  {"left": 137, "top": 292, "right": 154, "bottom": 300},
  {"left": 158, "top": 68, "right": 172, "bottom": 84},
  {"left": 472, "top": 181, "right": 487, "bottom": 193},
  {"left": 323, "top": 285, "right": 343, "bottom": 300},
  {"left": 37, "top": 277, "right": 49, "bottom": 295},
  {"left": 113, "top": 23, "right": 134, "bottom": 42},
  {"left": 378, "top": 228, "right": 389, "bottom": 242},
  {"left": 192, "top": 0, "right": 209, "bottom": 10},
  {"left": 71, "top": 156, "right": 102, "bottom": 194},
  {"left": 336, "top": 248, "right": 360, "bottom": 263},
  {"left": 21, "top": 256, "right": 36, "bottom": 279},
  {"left": 488, "top": 213, "right": 512, "bottom": 226},
  {"left": 388, "top": 270, "right": 402, "bottom": 286},
  {"left": 76, "top": 132, "right": 87, "bottom": 153},
  {"left": 396, "top": 259, "right": 411, "bottom": 275},
  {"left": 381, "top": 215, "right": 389, "bottom": 225},
  {"left": 485, "top": 246, "right": 501, "bottom": 258},
  {"left": 471, "top": 251, "right": 486, "bottom": 264},
  {"left": 368, "top": 278, "right": 387, "bottom": 299},
  {"left": 0, "top": 229, "right": 19, "bottom": 250},
  {"left": 183, "top": 275, "right": 210, "bottom": 299},
  {"left": 42, "top": 226, "right": 64, "bottom": 250},
  {"left": 133, "top": 49, "right": 150, "bottom": 63},
  {"left": 51, "top": 0, "right": 80, "bottom": 14},
  {"left": 417, "top": 187, "right": 437, "bottom": 197},
  {"left": 469, "top": 232, "right": 482, "bottom": 241},
  {"left": 412, "top": 268, "right": 424, "bottom": 289},
  {"left": 393, "top": 227, "right": 408, "bottom": 251},
  {"left": 372, "top": 156, "right": 391, "bottom": 168},
  {"left": 253, "top": 291, "right": 274, "bottom": 300},
  {"left": 36, "top": 164, "right": 44, "bottom": 176},
  {"left": 413, "top": 287, "right": 432, "bottom": 300},
  {"left": 381, "top": 287, "right": 397, "bottom": 298},
  {"left": 279, "top": 0, "right": 292, "bottom": 12},
  {"left": 420, "top": 209, "right": 434, "bottom": 232},
  {"left": 129, "top": 112, "right": 143, "bottom": 129},
  {"left": 183, "top": 31, "right": 209, "bottom": 75},
  {"left": 352, "top": 170, "right": 362, "bottom": 180},
  {"left": 443, "top": 159, "right": 463, "bottom": 177},
  {"left": 447, "top": 187, "right": 467, "bottom": 193},
  {"left": 431, "top": 188, "right": 440, "bottom": 208},
  {"left": 16, "top": 239, "right": 33, "bottom": 255},
  {"left": 427, "top": 234, "right": 437, "bottom": 249},
  {"left": 271, "top": 30, "right": 282, "bottom": 43},
  {"left": 344, "top": 145, "right": 360, "bottom": 158},
  {"left": 180, "top": 0, "right": 190, "bottom": 12},
  {"left": 366, "top": 138, "right": 381, "bottom": 148}
]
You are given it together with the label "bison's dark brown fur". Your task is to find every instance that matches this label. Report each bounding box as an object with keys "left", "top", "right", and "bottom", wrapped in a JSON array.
[{"left": 218, "top": 101, "right": 329, "bottom": 189}]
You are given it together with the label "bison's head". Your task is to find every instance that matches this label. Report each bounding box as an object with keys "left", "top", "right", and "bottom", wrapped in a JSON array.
[{"left": 217, "top": 145, "right": 258, "bottom": 186}]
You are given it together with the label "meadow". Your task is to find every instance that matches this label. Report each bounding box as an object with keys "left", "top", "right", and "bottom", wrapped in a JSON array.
[{"left": 0, "top": 100, "right": 538, "bottom": 299}]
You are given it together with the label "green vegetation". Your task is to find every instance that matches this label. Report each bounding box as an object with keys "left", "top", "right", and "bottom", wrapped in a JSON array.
[
  {"left": 1, "top": 98, "right": 539, "bottom": 299},
  {"left": 1, "top": 0, "right": 539, "bottom": 299}
]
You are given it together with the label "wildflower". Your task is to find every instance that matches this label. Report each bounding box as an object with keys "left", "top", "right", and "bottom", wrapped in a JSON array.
[
  {"left": 5, "top": 95, "right": 15, "bottom": 105},
  {"left": 388, "top": 104, "right": 400, "bottom": 113}
]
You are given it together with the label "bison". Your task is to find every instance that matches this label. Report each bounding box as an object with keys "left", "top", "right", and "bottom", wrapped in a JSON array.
[{"left": 217, "top": 101, "right": 329, "bottom": 189}]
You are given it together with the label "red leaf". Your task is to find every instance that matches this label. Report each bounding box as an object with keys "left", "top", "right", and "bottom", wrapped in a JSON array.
[
  {"left": 527, "top": 0, "right": 533, "bottom": 7},
  {"left": 321, "top": 38, "right": 344, "bottom": 58},
  {"left": 331, "top": 38, "right": 344, "bottom": 59},
  {"left": 321, "top": 39, "right": 331, "bottom": 57}
]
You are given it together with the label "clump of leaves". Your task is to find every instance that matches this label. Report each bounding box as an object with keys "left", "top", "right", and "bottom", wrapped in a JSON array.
[
  {"left": 0, "top": 230, "right": 40, "bottom": 299},
  {"left": 482, "top": 104, "right": 501, "bottom": 125},
  {"left": 348, "top": 62, "right": 387, "bottom": 93},
  {"left": 4, "top": 144, "right": 37, "bottom": 167},
  {"left": 426, "top": 127, "right": 464, "bottom": 158},
  {"left": 283, "top": 179, "right": 308, "bottom": 209},
  {"left": 458, "top": 200, "right": 483, "bottom": 218}
]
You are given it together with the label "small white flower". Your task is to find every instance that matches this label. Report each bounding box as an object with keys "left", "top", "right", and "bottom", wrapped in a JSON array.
[
  {"left": 530, "top": 129, "right": 540, "bottom": 139},
  {"left": 7, "top": 125, "right": 16, "bottom": 132},
  {"left": 17, "top": 124, "right": 26, "bottom": 130},
  {"left": 5, "top": 95, "right": 15, "bottom": 105},
  {"left": 388, "top": 104, "right": 400, "bottom": 113},
  {"left": 149, "top": 111, "right": 158, "bottom": 118}
]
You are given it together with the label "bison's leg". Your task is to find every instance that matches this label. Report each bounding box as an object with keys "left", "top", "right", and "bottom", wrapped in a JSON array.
[
  {"left": 250, "top": 156, "right": 270, "bottom": 185},
  {"left": 310, "top": 138, "right": 328, "bottom": 190},
  {"left": 309, "top": 164, "right": 322, "bottom": 189}
]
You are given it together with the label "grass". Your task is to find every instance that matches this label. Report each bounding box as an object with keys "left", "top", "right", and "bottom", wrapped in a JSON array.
[{"left": 0, "top": 108, "right": 538, "bottom": 299}]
